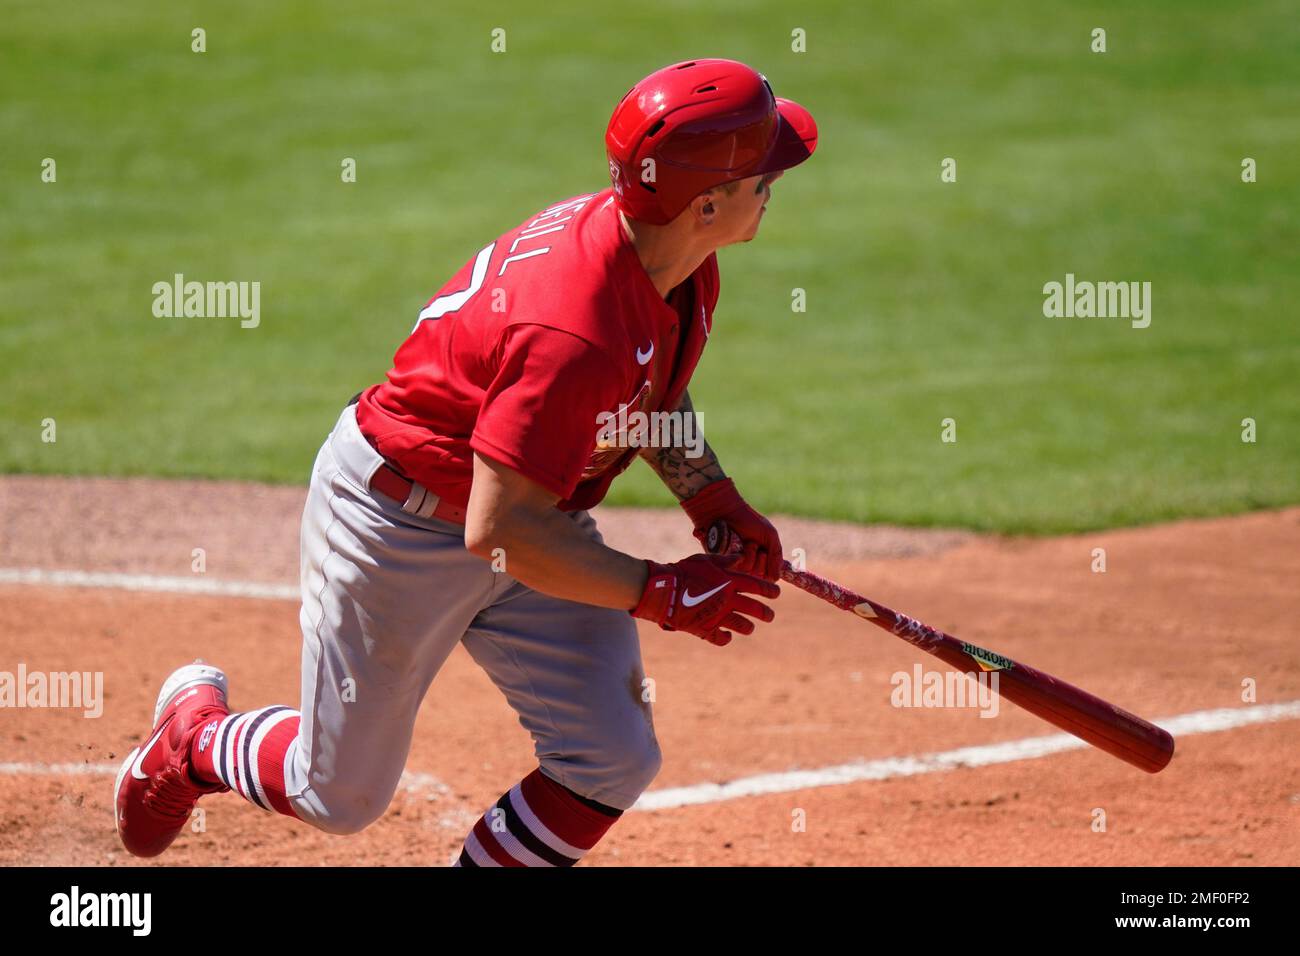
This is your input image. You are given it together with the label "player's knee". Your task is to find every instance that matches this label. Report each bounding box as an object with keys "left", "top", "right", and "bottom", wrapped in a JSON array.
[
  {"left": 580, "top": 723, "right": 663, "bottom": 808},
  {"left": 283, "top": 739, "right": 403, "bottom": 835},
  {"left": 621, "top": 737, "right": 663, "bottom": 798},
  {"left": 307, "top": 796, "right": 387, "bottom": 836},
  {"left": 293, "top": 780, "right": 392, "bottom": 836}
]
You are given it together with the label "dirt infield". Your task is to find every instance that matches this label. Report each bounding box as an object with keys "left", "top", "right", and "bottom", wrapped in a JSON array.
[{"left": 1, "top": 476, "right": 1296, "bottom": 866}]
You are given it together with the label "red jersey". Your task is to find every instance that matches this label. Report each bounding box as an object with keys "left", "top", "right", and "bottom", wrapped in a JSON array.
[{"left": 355, "top": 188, "right": 719, "bottom": 512}]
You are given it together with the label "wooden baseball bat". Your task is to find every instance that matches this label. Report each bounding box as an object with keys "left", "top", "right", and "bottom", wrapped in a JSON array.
[{"left": 706, "top": 522, "right": 1175, "bottom": 773}]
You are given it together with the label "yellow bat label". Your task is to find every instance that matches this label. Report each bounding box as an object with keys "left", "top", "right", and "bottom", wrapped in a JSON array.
[{"left": 961, "top": 641, "right": 1014, "bottom": 672}]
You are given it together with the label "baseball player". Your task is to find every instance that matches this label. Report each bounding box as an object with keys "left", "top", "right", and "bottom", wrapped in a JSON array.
[{"left": 114, "top": 58, "right": 818, "bottom": 866}]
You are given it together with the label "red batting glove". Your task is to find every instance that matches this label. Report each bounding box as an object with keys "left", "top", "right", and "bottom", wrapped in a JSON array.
[
  {"left": 681, "top": 479, "right": 783, "bottom": 581},
  {"left": 630, "top": 553, "right": 779, "bottom": 647}
]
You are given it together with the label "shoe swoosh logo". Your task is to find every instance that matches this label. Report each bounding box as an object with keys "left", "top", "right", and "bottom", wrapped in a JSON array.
[
  {"left": 130, "top": 719, "right": 172, "bottom": 780},
  {"left": 636, "top": 342, "right": 654, "bottom": 365},
  {"left": 681, "top": 582, "right": 729, "bottom": 607}
]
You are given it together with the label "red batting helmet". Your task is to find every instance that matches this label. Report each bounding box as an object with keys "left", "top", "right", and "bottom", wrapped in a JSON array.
[{"left": 605, "top": 58, "right": 819, "bottom": 225}]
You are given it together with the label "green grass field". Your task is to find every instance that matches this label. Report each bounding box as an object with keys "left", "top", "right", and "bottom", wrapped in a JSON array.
[{"left": 2, "top": 1, "right": 1297, "bottom": 532}]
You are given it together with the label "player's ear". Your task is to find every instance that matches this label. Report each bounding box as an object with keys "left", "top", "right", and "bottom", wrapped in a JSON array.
[{"left": 691, "top": 190, "right": 718, "bottom": 225}]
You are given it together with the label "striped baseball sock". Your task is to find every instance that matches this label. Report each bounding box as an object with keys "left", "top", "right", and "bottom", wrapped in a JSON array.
[
  {"left": 190, "top": 706, "right": 302, "bottom": 819},
  {"left": 456, "top": 767, "right": 623, "bottom": 867}
]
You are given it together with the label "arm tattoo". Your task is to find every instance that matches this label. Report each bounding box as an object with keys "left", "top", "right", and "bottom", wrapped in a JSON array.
[{"left": 640, "top": 390, "right": 727, "bottom": 501}]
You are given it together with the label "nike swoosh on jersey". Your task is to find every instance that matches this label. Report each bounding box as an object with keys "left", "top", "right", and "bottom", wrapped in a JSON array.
[
  {"left": 681, "top": 581, "right": 729, "bottom": 607},
  {"left": 636, "top": 342, "right": 654, "bottom": 365},
  {"left": 130, "top": 719, "right": 173, "bottom": 780}
]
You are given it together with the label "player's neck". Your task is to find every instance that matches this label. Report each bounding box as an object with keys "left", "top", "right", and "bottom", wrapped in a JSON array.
[{"left": 619, "top": 211, "right": 712, "bottom": 300}]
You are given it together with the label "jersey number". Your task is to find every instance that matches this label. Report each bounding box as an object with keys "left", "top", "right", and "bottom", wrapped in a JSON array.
[{"left": 411, "top": 241, "right": 496, "bottom": 332}]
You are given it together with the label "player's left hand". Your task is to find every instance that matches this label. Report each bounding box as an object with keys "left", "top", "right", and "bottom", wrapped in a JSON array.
[{"left": 681, "top": 478, "right": 783, "bottom": 582}]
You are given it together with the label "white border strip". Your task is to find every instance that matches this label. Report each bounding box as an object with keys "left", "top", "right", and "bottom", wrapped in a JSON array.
[{"left": 0, "top": 567, "right": 298, "bottom": 601}]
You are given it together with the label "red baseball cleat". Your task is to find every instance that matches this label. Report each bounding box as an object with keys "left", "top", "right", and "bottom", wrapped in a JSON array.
[{"left": 114, "top": 661, "right": 231, "bottom": 858}]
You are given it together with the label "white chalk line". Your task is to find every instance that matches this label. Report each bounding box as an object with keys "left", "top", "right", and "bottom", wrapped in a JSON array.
[
  {"left": 0, "top": 763, "right": 448, "bottom": 790},
  {"left": 632, "top": 701, "right": 1300, "bottom": 810},
  {"left": 4, "top": 702, "right": 1296, "bottom": 813},
  {"left": 3, "top": 567, "right": 1294, "bottom": 809},
  {"left": 0, "top": 567, "right": 299, "bottom": 601}
]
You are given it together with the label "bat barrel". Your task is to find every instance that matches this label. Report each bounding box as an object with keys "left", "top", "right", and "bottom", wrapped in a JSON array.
[
  {"left": 779, "top": 561, "right": 1175, "bottom": 773},
  {"left": 997, "top": 667, "right": 1175, "bottom": 773}
]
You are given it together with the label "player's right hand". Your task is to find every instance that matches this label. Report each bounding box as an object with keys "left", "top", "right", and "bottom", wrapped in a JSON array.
[{"left": 630, "top": 553, "right": 779, "bottom": 646}]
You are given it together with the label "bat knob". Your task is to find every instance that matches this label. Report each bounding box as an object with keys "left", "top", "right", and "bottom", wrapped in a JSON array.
[
  {"left": 706, "top": 522, "right": 725, "bottom": 554},
  {"left": 706, "top": 521, "right": 742, "bottom": 556}
]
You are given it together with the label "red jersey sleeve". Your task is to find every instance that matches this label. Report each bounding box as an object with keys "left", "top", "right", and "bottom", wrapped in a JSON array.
[{"left": 470, "top": 324, "right": 626, "bottom": 500}]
